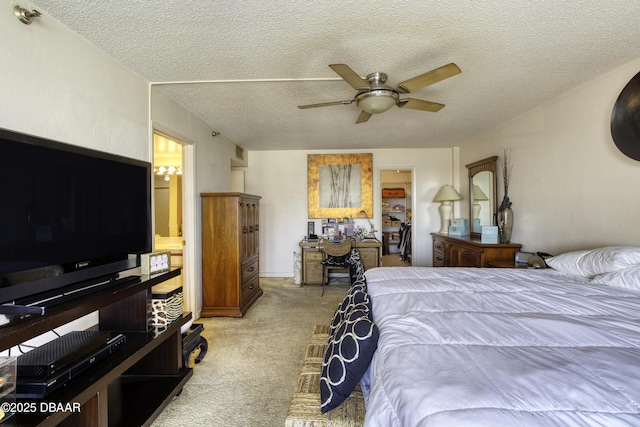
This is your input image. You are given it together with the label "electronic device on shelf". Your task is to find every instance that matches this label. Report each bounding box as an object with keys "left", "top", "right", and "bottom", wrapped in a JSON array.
[
  {"left": 0, "top": 127, "right": 152, "bottom": 308},
  {"left": 0, "top": 275, "right": 141, "bottom": 320},
  {"left": 0, "top": 304, "right": 44, "bottom": 316},
  {"left": 16, "top": 331, "right": 126, "bottom": 399}
]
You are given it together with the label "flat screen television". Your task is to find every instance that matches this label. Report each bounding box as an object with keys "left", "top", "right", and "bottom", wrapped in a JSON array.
[{"left": 0, "top": 127, "right": 152, "bottom": 308}]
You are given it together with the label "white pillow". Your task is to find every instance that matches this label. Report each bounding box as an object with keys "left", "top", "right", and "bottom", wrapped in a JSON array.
[
  {"left": 591, "top": 265, "right": 640, "bottom": 290},
  {"left": 546, "top": 246, "right": 640, "bottom": 278},
  {"left": 546, "top": 251, "right": 585, "bottom": 276}
]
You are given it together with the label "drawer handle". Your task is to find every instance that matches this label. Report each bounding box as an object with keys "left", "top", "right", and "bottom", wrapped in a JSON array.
[
  {"left": 248, "top": 266, "right": 255, "bottom": 272},
  {"left": 249, "top": 283, "right": 255, "bottom": 289}
]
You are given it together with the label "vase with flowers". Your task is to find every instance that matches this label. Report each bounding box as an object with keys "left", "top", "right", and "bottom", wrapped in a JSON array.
[{"left": 498, "top": 148, "right": 514, "bottom": 243}]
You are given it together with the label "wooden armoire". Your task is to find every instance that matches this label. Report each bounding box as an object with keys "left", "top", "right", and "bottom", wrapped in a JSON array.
[{"left": 201, "top": 192, "right": 263, "bottom": 317}]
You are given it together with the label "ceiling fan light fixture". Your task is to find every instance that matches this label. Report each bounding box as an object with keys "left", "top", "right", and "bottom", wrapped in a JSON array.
[
  {"left": 356, "top": 90, "right": 398, "bottom": 114},
  {"left": 298, "top": 63, "right": 459, "bottom": 122}
]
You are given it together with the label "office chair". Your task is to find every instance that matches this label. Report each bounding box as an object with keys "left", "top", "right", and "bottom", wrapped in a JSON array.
[{"left": 320, "top": 239, "right": 352, "bottom": 296}]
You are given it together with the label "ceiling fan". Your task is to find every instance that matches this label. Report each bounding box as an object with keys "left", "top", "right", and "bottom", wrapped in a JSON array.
[{"left": 298, "top": 63, "right": 461, "bottom": 124}]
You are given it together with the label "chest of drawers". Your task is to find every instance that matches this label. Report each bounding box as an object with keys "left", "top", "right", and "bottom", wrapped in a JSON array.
[
  {"left": 201, "top": 193, "right": 263, "bottom": 317},
  {"left": 431, "top": 233, "right": 522, "bottom": 268}
]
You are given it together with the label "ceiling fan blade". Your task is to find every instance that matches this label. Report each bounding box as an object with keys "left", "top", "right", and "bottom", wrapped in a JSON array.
[
  {"left": 298, "top": 100, "right": 353, "bottom": 109},
  {"left": 356, "top": 111, "right": 372, "bottom": 124},
  {"left": 398, "top": 98, "right": 445, "bottom": 112},
  {"left": 395, "top": 63, "right": 461, "bottom": 94},
  {"left": 329, "top": 64, "right": 370, "bottom": 90}
]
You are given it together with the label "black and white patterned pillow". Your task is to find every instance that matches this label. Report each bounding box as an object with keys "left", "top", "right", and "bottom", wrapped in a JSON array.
[
  {"left": 328, "top": 249, "right": 371, "bottom": 335},
  {"left": 320, "top": 308, "right": 379, "bottom": 413},
  {"left": 321, "top": 252, "right": 350, "bottom": 268},
  {"left": 347, "top": 249, "right": 367, "bottom": 288},
  {"left": 329, "top": 285, "right": 370, "bottom": 335}
]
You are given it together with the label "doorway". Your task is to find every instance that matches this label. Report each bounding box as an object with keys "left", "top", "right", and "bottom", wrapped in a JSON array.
[
  {"left": 380, "top": 169, "right": 413, "bottom": 266},
  {"left": 152, "top": 132, "right": 185, "bottom": 292}
]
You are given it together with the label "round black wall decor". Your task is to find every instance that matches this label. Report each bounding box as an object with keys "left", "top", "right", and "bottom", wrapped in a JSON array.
[{"left": 611, "top": 71, "right": 640, "bottom": 161}]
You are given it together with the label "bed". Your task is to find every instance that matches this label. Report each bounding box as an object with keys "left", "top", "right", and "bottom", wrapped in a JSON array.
[{"left": 320, "top": 246, "right": 640, "bottom": 426}]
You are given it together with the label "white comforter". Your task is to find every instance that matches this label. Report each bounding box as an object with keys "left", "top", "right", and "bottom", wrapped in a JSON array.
[{"left": 362, "top": 267, "right": 640, "bottom": 426}]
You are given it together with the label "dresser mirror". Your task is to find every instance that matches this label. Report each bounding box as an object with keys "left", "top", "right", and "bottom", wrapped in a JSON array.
[{"left": 466, "top": 156, "right": 498, "bottom": 239}]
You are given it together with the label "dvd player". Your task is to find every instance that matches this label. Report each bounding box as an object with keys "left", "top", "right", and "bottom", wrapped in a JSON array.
[
  {"left": 17, "top": 332, "right": 126, "bottom": 398},
  {"left": 18, "top": 331, "right": 113, "bottom": 379}
]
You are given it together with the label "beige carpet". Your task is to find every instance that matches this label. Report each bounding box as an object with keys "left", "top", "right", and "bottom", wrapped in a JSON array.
[
  {"left": 151, "top": 278, "right": 349, "bottom": 427},
  {"left": 382, "top": 254, "right": 411, "bottom": 267}
]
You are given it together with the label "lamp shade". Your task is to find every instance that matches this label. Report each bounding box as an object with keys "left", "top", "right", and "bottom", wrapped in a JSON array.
[
  {"left": 472, "top": 185, "right": 489, "bottom": 201},
  {"left": 433, "top": 185, "right": 462, "bottom": 202},
  {"left": 356, "top": 90, "right": 398, "bottom": 114}
]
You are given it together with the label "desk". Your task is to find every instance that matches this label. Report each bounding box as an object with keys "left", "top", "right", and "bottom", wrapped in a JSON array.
[{"left": 298, "top": 239, "right": 382, "bottom": 285}]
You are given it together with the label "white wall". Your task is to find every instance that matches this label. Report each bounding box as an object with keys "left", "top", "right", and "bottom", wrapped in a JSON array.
[
  {"left": 460, "top": 57, "right": 640, "bottom": 255},
  {"left": 0, "top": 4, "right": 148, "bottom": 161},
  {"left": 244, "top": 148, "right": 454, "bottom": 275}
]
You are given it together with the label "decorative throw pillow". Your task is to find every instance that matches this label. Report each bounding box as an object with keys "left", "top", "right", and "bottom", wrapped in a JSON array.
[
  {"left": 320, "top": 309, "right": 379, "bottom": 413},
  {"left": 328, "top": 248, "right": 370, "bottom": 334},
  {"left": 546, "top": 246, "right": 640, "bottom": 278},
  {"left": 347, "top": 249, "right": 367, "bottom": 287},
  {"left": 329, "top": 286, "right": 371, "bottom": 335}
]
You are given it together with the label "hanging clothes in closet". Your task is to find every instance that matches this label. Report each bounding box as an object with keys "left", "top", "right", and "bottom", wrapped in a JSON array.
[{"left": 398, "top": 224, "right": 411, "bottom": 263}]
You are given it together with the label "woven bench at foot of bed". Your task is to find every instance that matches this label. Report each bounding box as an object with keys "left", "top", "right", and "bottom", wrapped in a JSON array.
[{"left": 285, "top": 324, "right": 366, "bottom": 427}]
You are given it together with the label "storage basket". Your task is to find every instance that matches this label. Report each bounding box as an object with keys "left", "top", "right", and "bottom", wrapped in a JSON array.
[{"left": 151, "top": 283, "right": 183, "bottom": 327}]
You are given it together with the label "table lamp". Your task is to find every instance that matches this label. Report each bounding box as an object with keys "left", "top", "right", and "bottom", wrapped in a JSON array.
[
  {"left": 358, "top": 209, "right": 377, "bottom": 238},
  {"left": 472, "top": 185, "right": 489, "bottom": 218},
  {"left": 433, "top": 185, "right": 462, "bottom": 234}
]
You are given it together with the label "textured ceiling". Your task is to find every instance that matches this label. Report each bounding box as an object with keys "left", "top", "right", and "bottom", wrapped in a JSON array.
[{"left": 30, "top": 1, "right": 640, "bottom": 151}]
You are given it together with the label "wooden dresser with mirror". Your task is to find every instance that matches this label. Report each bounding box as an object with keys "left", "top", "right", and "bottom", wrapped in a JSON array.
[{"left": 431, "top": 156, "right": 521, "bottom": 268}]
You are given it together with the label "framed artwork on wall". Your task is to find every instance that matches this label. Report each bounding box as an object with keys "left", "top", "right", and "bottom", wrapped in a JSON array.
[{"left": 307, "top": 153, "right": 373, "bottom": 219}]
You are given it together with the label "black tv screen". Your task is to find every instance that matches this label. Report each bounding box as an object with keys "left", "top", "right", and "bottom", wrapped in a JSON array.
[{"left": 0, "top": 127, "right": 152, "bottom": 305}]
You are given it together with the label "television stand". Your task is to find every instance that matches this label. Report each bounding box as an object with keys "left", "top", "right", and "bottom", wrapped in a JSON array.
[{"left": 0, "top": 269, "right": 190, "bottom": 427}]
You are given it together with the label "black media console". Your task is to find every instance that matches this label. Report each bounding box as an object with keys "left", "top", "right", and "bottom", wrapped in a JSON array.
[
  {"left": 0, "top": 269, "right": 191, "bottom": 427},
  {"left": 182, "top": 323, "right": 207, "bottom": 368}
]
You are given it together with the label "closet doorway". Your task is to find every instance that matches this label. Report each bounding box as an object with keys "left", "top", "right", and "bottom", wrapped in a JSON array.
[{"left": 380, "top": 169, "right": 413, "bottom": 266}]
